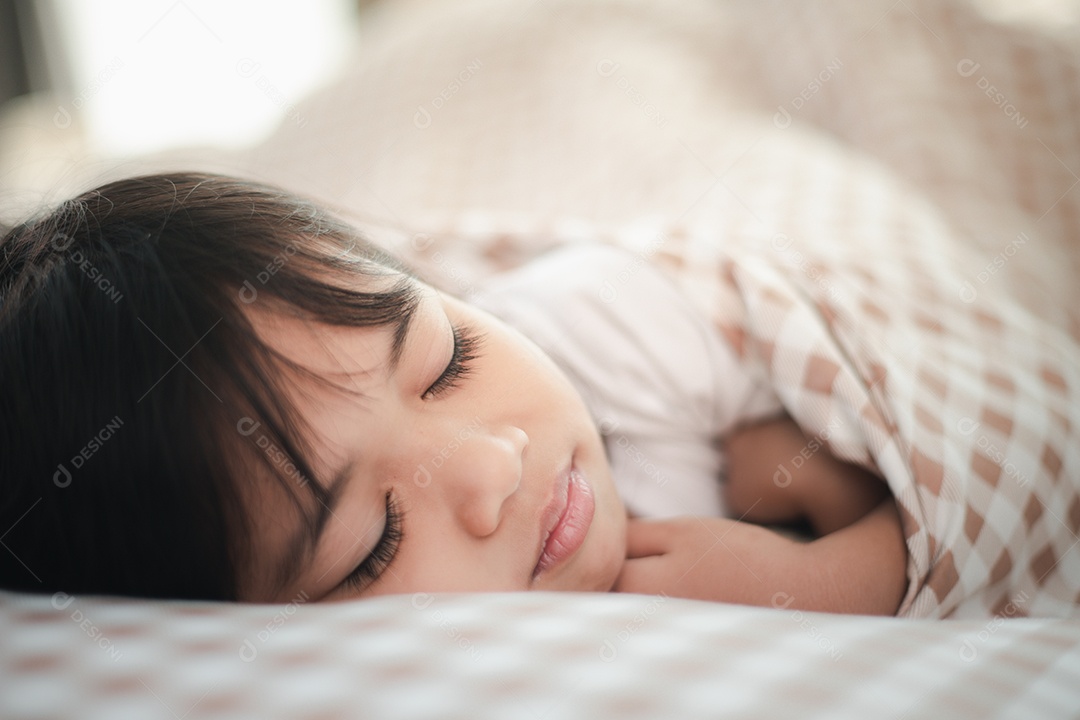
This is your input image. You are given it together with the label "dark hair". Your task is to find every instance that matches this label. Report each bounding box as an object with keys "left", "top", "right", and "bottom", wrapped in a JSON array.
[{"left": 0, "top": 172, "right": 420, "bottom": 601}]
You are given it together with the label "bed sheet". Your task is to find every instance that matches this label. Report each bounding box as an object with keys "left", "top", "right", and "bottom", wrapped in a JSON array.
[{"left": 3, "top": 590, "right": 1079, "bottom": 719}]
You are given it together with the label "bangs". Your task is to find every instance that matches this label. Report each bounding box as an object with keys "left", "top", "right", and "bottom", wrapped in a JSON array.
[
  {"left": 211, "top": 273, "right": 422, "bottom": 598},
  {"left": 141, "top": 174, "right": 425, "bottom": 599},
  {"left": 0, "top": 172, "right": 422, "bottom": 600}
]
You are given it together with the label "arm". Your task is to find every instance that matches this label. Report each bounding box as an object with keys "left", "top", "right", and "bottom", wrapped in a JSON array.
[
  {"left": 614, "top": 416, "right": 908, "bottom": 615},
  {"left": 723, "top": 416, "right": 890, "bottom": 536}
]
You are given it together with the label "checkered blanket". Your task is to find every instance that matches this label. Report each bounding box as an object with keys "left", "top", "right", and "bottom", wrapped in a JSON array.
[
  {"left": 641, "top": 213, "right": 1079, "bottom": 620},
  {"left": 342, "top": 0, "right": 1080, "bottom": 620}
]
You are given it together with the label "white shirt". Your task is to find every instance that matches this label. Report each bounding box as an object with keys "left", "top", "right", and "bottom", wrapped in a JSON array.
[{"left": 473, "top": 243, "right": 782, "bottom": 518}]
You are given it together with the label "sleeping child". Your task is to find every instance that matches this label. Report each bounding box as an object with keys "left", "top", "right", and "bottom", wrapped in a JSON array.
[{"left": 0, "top": 173, "right": 907, "bottom": 614}]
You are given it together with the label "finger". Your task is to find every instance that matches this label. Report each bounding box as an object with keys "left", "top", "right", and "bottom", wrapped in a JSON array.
[{"left": 623, "top": 518, "right": 675, "bottom": 559}]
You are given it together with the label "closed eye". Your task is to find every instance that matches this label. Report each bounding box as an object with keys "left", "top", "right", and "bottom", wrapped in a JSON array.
[
  {"left": 423, "top": 323, "right": 483, "bottom": 399},
  {"left": 340, "top": 491, "right": 402, "bottom": 593}
]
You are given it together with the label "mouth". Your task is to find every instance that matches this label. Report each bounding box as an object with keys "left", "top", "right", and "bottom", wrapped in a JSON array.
[{"left": 532, "top": 460, "right": 596, "bottom": 580}]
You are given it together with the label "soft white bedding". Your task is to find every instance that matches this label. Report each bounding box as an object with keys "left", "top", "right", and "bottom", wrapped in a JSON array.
[{"left": 3, "top": 590, "right": 1078, "bottom": 719}]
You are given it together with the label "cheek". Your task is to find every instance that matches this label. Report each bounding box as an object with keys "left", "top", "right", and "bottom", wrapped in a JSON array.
[
  {"left": 593, "top": 496, "right": 629, "bottom": 590},
  {"left": 576, "top": 483, "right": 629, "bottom": 592},
  {"left": 573, "top": 443, "right": 628, "bottom": 591},
  {"left": 371, "top": 506, "right": 529, "bottom": 595}
]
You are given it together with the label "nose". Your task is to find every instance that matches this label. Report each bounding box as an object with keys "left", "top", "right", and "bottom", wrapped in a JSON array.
[{"left": 440, "top": 424, "right": 528, "bottom": 537}]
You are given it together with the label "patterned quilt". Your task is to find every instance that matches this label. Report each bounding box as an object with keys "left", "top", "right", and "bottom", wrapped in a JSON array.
[{"left": 349, "top": 0, "right": 1080, "bottom": 619}]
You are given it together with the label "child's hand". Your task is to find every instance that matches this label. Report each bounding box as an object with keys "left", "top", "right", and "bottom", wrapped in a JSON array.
[{"left": 612, "top": 516, "right": 808, "bottom": 606}]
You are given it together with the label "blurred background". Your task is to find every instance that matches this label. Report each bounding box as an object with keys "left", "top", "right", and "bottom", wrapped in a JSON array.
[
  {"left": 0, "top": 0, "right": 366, "bottom": 221},
  {"left": 1, "top": 0, "right": 1078, "bottom": 229},
  {"left": 0, "top": 0, "right": 359, "bottom": 155},
  {"left": 3, "top": 1, "right": 1078, "bottom": 148}
]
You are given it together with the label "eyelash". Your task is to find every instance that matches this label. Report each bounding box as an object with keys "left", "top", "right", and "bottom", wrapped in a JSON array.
[
  {"left": 342, "top": 492, "right": 403, "bottom": 593},
  {"left": 423, "top": 323, "right": 483, "bottom": 399}
]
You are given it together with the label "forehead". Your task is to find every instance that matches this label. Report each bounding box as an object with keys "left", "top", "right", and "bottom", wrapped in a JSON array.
[
  {"left": 249, "top": 309, "right": 392, "bottom": 378},
  {"left": 241, "top": 274, "right": 437, "bottom": 371}
]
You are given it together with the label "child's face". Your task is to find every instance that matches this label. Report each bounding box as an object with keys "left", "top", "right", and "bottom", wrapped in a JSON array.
[{"left": 240, "top": 277, "right": 628, "bottom": 602}]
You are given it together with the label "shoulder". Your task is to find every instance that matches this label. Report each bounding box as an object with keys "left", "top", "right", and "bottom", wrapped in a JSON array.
[{"left": 473, "top": 242, "right": 726, "bottom": 429}]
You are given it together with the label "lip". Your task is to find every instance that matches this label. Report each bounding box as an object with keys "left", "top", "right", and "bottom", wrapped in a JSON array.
[{"left": 532, "top": 461, "right": 595, "bottom": 579}]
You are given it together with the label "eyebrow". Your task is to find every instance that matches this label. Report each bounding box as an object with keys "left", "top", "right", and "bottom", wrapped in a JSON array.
[
  {"left": 378, "top": 276, "right": 423, "bottom": 376},
  {"left": 271, "top": 282, "right": 423, "bottom": 595},
  {"left": 387, "top": 293, "right": 418, "bottom": 375}
]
